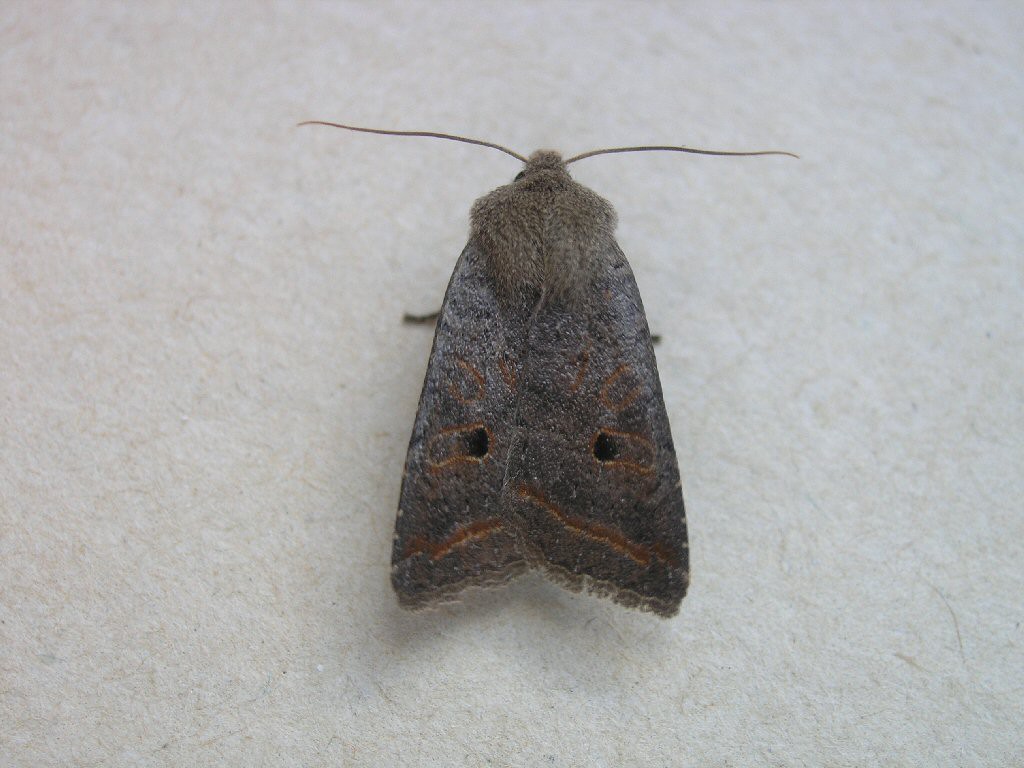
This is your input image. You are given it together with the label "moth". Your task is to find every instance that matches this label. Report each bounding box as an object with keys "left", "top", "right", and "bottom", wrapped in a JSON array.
[{"left": 302, "top": 122, "right": 794, "bottom": 617}]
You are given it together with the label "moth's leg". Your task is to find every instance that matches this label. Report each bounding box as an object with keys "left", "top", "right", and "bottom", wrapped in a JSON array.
[
  {"left": 402, "top": 310, "right": 440, "bottom": 326},
  {"left": 650, "top": 334, "right": 662, "bottom": 346}
]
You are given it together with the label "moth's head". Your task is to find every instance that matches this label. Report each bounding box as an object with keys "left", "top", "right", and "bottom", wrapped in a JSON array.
[{"left": 513, "top": 150, "right": 570, "bottom": 185}]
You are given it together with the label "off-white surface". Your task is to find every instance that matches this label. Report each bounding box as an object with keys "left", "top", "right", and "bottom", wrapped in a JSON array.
[{"left": 2, "top": 3, "right": 1022, "bottom": 765}]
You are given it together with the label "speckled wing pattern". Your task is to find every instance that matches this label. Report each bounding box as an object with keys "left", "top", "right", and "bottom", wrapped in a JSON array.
[
  {"left": 503, "top": 242, "right": 688, "bottom": 617},
  {"left": 392, "top": 241, "right": 689, "bottom": 617},
  {"left": 392, "top": 242, "right": 529, "bottom": 607}
]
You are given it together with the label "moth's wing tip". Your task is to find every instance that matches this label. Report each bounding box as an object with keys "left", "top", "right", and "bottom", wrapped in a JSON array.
[
  {"left": 525, "top": 556, "right": 686, "bottom": 619},
  {"left": 390, "top": 559, "right": 530, "bottom": 611}
]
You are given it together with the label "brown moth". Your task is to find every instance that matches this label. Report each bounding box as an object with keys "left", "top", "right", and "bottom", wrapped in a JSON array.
[{"left": 301, "top": 122, "right": 794, "bottom": 617}]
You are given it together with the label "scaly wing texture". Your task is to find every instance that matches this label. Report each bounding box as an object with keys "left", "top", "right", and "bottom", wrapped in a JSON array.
[
  {"left": 392, "top": 242, "right": 529, "bottom": 608},
  {"left": 503, "top": 243, "right": 689, "bottom": 617}
]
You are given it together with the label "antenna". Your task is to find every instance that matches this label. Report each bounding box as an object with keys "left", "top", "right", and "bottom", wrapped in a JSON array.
[
  {"left": 297, "top": 121, "right": 527, "bottom": 163},
  {"left": 566, "top": 145, "right": 798, "bottom": 164},
  {"left": 298, "top": 121, "right": 798, "bottom": 164}
]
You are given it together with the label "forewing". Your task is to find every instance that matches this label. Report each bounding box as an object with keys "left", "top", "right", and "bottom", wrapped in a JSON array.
[
  {"left": 503, "top": 243, "right": 689, "bottom": 617},
  {"left": 392, "top": 242, "right": 529, "bottom": 608}
]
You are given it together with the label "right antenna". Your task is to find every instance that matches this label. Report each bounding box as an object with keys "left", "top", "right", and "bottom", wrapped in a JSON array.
[{"left": 565, "top": 145, "right": 799, "bottom": 164}]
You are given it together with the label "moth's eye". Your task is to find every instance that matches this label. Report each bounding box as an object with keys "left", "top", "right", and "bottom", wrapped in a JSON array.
[
  {"left": 464, "top": 426, "right": 490, "bottom": 458},
  {"left": 514, "top": 170, "right": 526, "bottom": 182},
  {"left": 592, "top": 432, "right": 619, "bottom": 462}
]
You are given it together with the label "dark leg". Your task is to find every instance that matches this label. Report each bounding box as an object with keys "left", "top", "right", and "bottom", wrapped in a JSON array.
[{"left": 402, "top": 310, "right": 440, "bottom": 325}]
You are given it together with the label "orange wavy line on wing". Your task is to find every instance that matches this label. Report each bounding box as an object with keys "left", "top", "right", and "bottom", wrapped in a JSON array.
[
  {"left": 516, "top": 485, "right": 680, "bottom": 568},
  {"left": 402, "top": 517, "right": 504, "bottom": 561}
]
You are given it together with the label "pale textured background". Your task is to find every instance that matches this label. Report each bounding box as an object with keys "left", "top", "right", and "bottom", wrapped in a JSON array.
[{"left": 2, "top": 2, "right": 1022, "bottom": 766}]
